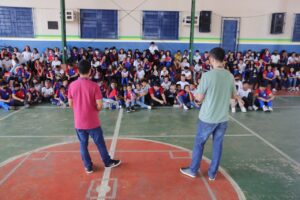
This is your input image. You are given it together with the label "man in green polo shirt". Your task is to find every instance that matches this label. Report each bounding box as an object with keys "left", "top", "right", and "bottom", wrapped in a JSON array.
[{"left": 180, "top": 47, "right": 236, "bottom": 181}]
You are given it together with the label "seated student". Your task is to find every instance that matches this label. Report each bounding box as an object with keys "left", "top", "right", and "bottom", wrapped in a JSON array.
[
  {"left": 134, "top": 82, "right": 151, "bottom": 109},
  {"left": 181, "top": 66, "right": 192, "bottom": 83},
  {"left": 66, "top": 63, "right": 79, "bottom": 82},
  {"left": 176, "top": 74, "right": 189, "bottom": 90},
  {"left": 12, "top": 82, "right": 29, "bottom": 108},
  {"left": 103, "top": 82, "right": 120, "bottom": 109},
  {"left": 161, "top": 76, "right": 171, "bottom": 91},
  {"left": 254, "top": 83, "right": 275, "bottom": 112},
  {"left": 41, "top": 80, "right": 54, "bottom": 102},
  {"left": 0, "top": 81, "right": 15, "bottom": 110},
  {"left": 177, "top": 85, "right": 200, "bottom": 110},
  {"left": 51, "top": 86, "right": 68, "bottom": 108},
  {"left": 165, "top": 84, "right": 177, "bottom": 106},
  {"left": 231, "top": 81, "right": 252, "bottom": 113},
  {"left": 288, "top": 67, "right": 298, "bottom": 92},
  {"left": 296, "top": 68, "right": 300, "bottom": 91},
  {"left": 121, "top": 67, "right": 129, "bottom": 85},
  {"left": 27, "top": 84, "right": 42, "bottom": 105},
  {"left": 141, "top": 79, "right": 151, "bottom": 104},
  {"left": 263, "top": 65, "right": 277, "bottom": 92},
  {"left": 124, "top": 84, "right": 136, "bottom": 113},
  {"left": 149, "top": 82, "right": 167, "bottom": 106}
]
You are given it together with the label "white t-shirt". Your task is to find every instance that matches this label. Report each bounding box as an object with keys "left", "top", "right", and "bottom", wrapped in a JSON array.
[
  {"left": 238, "top": 63, "right": 246, "bottom": 73},
  {"left": 42, "top": 87, "right": 54, "bottom": 96},
  {"left": 122, "top": 71, "right": 129, "bottom": 78},
  {"left": 234, "top": 80, "right": 243, "bottom": 91},
  {"left": 237, "top": 88, "right": 251, "bottom": 98},
  {"left": 22, "top": 51, "right": 31, "bottom": 62},
  {"left": 2, "top": 59, "right": 12, "bottom": 71},
  {"left": 149, "top": 45, "right": 158, "bottom": 54},
  {"left": 296, "top": 71, "right": 300, "bottom": 78},
  {"left": 91, "top": 61, "right": 100, "bottom": 68},
  {"left": 52, "top": 60, "right": 61, "bottom": 68},
  {"left": 194, "top": 64, "right": 202, "bottom": 72},
  {"left": 31, "top": 53, "right": 40, "bottom": 61},
  {"left": 181, "top": 70, "right": 192, "bottom": 78},
  {"left": 118, "top": 53, "right": 126, "bottom": 62},
  {"left": 161, "top": 81, "right": 171, "bottom": 90},
  {"left": 287, "top": 57, "right": 296, "bottom": 65},
  {"left": 0, "top": 60, "right": 2, "bottom": 69},
  {"left": 160, "top": 70, "right": 169, "bottom": 78},
  {"left": 193, "top": 54, "right": 201, "bottom": 63},
  {"left": 271, "top": 55, "right": 280, "bottom": 64},
  {"left": 176, "top": 81, "right": 189, "bottom": 89},
  {"left": 137, "top": 69, "right": 145, "bottom": 80}
]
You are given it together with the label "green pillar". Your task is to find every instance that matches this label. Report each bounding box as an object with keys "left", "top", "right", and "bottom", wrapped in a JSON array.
[
  {"left": 189, "top": 0, "right": 196, "bottom": 65},
  {"left": 60, "top": 0, "right": 67, "bottom": 64}
]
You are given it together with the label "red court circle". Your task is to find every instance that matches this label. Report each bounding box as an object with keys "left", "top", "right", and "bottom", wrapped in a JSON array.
[{"left": 0, "top": 138, "right": 245, "bottom": 200}]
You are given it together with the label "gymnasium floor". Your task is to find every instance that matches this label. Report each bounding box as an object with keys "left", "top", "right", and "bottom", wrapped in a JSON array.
[{"left": 0, "top": 96, "right": 299, "bottom": 200}]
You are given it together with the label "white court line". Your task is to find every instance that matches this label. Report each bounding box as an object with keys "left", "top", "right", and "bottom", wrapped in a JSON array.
[
  {"left": 229, "top": 115, "right": 300, "bottom": 170},
  {"left": 98, "top": 109, "right": 123, "bottom": 199},
  {"left": 0, "top": 107, "right": 25, "bottom": 121},
  {"left": 0, "top": 134, "right": 253, "bottom": 138},
  {"left": 0, "top": 154, "right": 29, "bottom": 186},
  {"left": 199, "top": 171, "right": 217, "bottom": 200}
]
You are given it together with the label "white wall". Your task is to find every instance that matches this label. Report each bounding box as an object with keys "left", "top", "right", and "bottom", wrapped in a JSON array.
[{"left": 0, "top": 0, "right": 300, "bottom": 41}]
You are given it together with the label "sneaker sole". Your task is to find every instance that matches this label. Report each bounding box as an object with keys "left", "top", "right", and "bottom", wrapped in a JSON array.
[
  {"left": 208, "top": 177, "right": 215, "bottom": 181},
  {"left": 179, "top": 168, "right": 196, "bottom": 178},
  {"left": 106, "top": 160, "right": 122, "bottom": 168}
]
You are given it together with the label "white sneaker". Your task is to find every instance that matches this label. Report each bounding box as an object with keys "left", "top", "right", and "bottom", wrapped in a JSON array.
[
  {"left": 241, "top": 107, "right": 247, "bottom": 113},
  {"left": 119, "top": 105, "right": 122, "bottom": 109},
  {"left": 231, "top": 107, "right": 236, "bottom": 113},
  {"left": 147, "top": 106, "right": 152, "bottom": 110},
  {"left": 248, "top": 106, "right": 253, "bottom": 111},
  {"left": 272, "top": 88, "right": 277, "bottom": 92},
  {"left": 296, "top": 87, "right": 299, "bottom": 91},
  {"left": 252, "top": 105, "right": 258, "bottom": 111},
  {"left": 268, "top": 107, "right": 273, "bottom": 112},
  {"left": 263, "top": 106, "right": 268, "bottom": 112},
  {"left": 183, "top": 105, "right": 189, "bottom": 110}
]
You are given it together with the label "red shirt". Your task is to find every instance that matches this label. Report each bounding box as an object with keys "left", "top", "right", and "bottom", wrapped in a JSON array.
[
  {"left": 149, "top": 87, "right": 164, "bottom": 96},
  {"left": 68, "top": 77, "right": 102, "bottom": 129}
]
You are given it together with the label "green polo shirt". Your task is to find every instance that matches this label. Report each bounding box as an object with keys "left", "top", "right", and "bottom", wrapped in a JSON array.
[{"left": 197, "top": 68, "right": 236, "bottom": 123}]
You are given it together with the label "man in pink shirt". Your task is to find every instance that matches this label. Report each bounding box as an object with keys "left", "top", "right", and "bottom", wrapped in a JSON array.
[{"left": 68, "top": 60, "right": 121, "bottom": 173}]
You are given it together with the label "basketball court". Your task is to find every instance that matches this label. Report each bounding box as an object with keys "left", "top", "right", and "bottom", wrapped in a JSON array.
[{"left": 0, "top": 96, "right": 299, "bottom": 199}]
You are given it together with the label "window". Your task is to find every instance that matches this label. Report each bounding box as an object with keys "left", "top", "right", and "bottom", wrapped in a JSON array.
[
  {"left": 80, "top": 9, "right": 118, "bottom": 39},
  {"left": 48, "top": 21, "right": 58, "bottom": 30},
  {"left": 143, "top": 11, "right": 179, "bottom": 40},
  {"left": 0, "top": 7, "right": 34, "bottom": 37},
  {"left": 292, "top": 14, "right": 300, "bottom": 42}
]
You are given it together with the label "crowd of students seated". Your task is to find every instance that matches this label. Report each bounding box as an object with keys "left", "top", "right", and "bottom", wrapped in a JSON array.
[{"left": 0, "top": 42, "right": 299, "bottom": 113}]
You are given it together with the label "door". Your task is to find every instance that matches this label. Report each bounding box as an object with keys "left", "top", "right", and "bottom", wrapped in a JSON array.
[{"left": 221, "top": 18, "right": 240, "bottom": 52}]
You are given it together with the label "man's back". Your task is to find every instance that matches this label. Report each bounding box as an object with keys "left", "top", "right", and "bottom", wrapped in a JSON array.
[
  {"left": 68, "top": 78, "right": 102, "bottom": 129},
  {"left": 198, "top": 69, "right": 235, "bottom": 123}
]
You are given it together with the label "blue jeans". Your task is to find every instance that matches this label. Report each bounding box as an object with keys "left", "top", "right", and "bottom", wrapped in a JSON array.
[
  {"left": 190, "top": 120, "right": 228, "bottom": 178},
  {"left": 0, "top": 101, "right": 10, "bottom": 111},
  {"left": 178, "top": 96, "right": 200, "bottom": 109},
  {"left": 258, "top": 99, "right": 273, "bottom": 108},
  {"left": 135, "top": 96, "right": 149, "bottom": 108},
  {"left": 288, "top": 78, "right": 297, "bottom": 87},
  {"left": 76, "top": 127, "right": 111, "bottom": 168}
]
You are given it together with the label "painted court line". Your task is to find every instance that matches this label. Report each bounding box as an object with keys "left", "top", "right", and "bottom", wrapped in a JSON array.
[
  {"left": 0, "top": 154, "right": 29, "bottom": 186},
  {"left": 0, "top": 134, "right": 254, "bottom": 138},
  {"left": 0, "top": 107, "right": 25, "bottom": 121},
  {"left": 199, "top": 171, "right": 217, "bottom": 200},
  {"left": 229, "top": 115, "right": 300, "bottom": 170},
  {"left": 97, "top": 109, "right": 123, "bottom": 199}
]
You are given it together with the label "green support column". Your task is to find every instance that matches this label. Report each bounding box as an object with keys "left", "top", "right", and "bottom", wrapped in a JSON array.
[
  {"left": 60, "top": 0, "right": 67, "bottom": 64},
  {"left": 189, "top": 0, "right": 196, "bottom": 65}
]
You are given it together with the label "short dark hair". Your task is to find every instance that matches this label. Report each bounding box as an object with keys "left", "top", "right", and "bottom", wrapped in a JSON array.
[
  {"left": 209, "top": 47, "right": 225, "bottom": 62},
  {"left": 78, "top": 60, "right": 91, "bottom": 75}
]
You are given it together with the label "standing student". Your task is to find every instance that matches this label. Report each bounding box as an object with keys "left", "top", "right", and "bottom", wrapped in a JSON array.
[
  {"left": 180, "top": 47, "right": 236, "bottom": 181},
  {"left": 68, "top": 60, "right": 121, "bottom": 173}
]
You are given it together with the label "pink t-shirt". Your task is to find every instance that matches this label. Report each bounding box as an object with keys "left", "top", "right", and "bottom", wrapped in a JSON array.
[{"left": 68, "top": 77, "right": 102, "bottom": 129}]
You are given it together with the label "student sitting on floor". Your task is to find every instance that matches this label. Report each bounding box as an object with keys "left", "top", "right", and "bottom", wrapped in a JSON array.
[
  {"left": 149, "top": 82, "right": 167, "bottom": 107},
  {"left": 0, "top": 81, "right": 15, "bottom": 111},
  {"left": 27, "top": 84, "right": 42, "bottom": 105},
  {"left": 41, "top": 80, "right": 54, "bottom": 102},
  {"left": 124, "top": 84, "right": 136, "bottom": 113},
  {"left": 177, "top": 85, "right": 200, "bottom": 110},
  {"left": 51, "top": 86, "right": 68, "bottom": 108},
  {"left": 103, "top": 82, "right": 120, "bottom": 109},
  {"left": 231, "top": 81, "right": 253, "bottom": 113},
  {"left": 12, "top": 82, "right": 29, "bottom": 108},
  {"left": 134, "top": 82, "right": 151, "bottom": 109},
  {"left": 254, "top": 83, "right": 275, "bottom": 112}
]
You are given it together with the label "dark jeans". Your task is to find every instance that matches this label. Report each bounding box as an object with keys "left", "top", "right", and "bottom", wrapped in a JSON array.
[
  {"left": 242, "top": 93, "right": 253, "bottom": 108},
  {"left": 76, "top": 127, "right": 111, "bottom": 168}
]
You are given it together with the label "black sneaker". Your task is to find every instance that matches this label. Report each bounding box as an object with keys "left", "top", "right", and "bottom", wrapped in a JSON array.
[
  {"left": 126, "top": 108, "right": 131, "bottom": 113},
  {"left": 105, "top": 160, "right": 121, "bottom": 168},
  {"left": 130, "top": 106, "right": 136, "bottom": 112},
  {"left": 85, "top": 165, "right": 94, "bottom": 174}
]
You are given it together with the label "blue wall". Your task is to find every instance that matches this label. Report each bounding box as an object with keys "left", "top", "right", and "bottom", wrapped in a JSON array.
[{"left": 0, "top": 39, "right": 299, "bottom": 54}]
